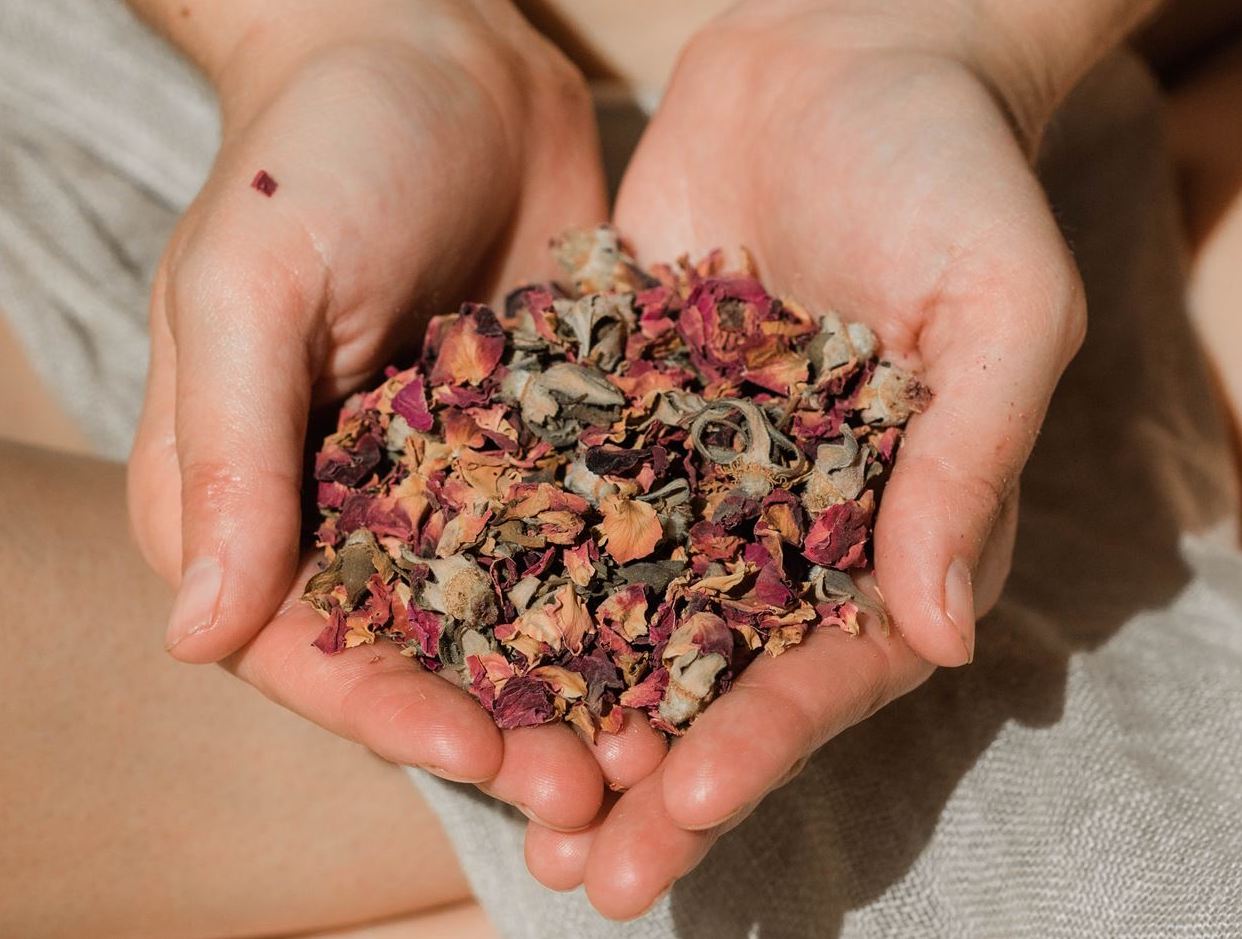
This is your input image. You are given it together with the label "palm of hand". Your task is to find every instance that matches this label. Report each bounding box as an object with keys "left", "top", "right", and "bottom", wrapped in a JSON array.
[
  {"left": 128, "top": 32, "right": 643, "bottom": 830},
  {"left": 520, "top": 36, "right": 1085, "bottom": 918}
]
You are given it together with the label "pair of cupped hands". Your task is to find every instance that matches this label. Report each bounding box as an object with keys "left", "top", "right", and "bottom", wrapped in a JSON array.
[{"left": 128, "top": 0, "right": 1084, "bottom": 919}]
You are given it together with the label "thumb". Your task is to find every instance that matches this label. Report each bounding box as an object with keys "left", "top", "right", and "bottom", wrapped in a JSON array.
[
  {"left": 162, "top": 237, "right": 320, "bottom": 663},
  {"left": 874, "top": 244, "right": 1085, "bottom": 667}
]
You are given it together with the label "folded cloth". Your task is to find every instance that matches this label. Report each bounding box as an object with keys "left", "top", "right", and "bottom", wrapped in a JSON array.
[{"left": 1, "top": 3, "right": 1239, "bottom": 934}]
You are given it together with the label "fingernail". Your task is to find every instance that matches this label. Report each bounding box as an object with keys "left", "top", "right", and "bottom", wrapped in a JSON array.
[
  {"left": 165, "top": 556, "right": 222, "bottom": 649},
  {"left": 514, "top": 801, "right": 572, "bottom": 830},
  {"left": 425, "top": 764, "right": 493, "bottom": 785},
  {"left": 515, "top": 801, "right": 544, "bottom": 824},
  {"left": 944, "top": 556, "right": 975, "bottom": 665}
]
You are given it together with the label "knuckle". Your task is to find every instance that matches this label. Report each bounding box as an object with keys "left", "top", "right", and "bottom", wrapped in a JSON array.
[
  {"left": 165, "top": 207, "right": 323, "bottom": 343},
  {"left": 530, "top": 46, "right": 591, "bottom": 110},
  {"left": 179, "top": 459, "right": 248, "bottom": 515},
  {"left": 901, "top": 451, "right": 1013, "bottom": 519},
  {"left": 852, "top": 641, "right": 896, "bottom": 726},
  {"left": 171, "top": 247, "right": 313, "bottom": 338},
  {"left": 948, "top": 463, "right": 1018, "bottom": 548},
  {"left": 180, "top": 458, "right": 300, "bottom": 514}
]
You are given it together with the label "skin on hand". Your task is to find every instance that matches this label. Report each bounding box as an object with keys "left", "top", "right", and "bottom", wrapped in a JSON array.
[
  {"left": 124, "top": 0, "right": 643, "bottom": 838},
  {"left": 226, "top": 558, "right": 613, "bottom": 832},
  {"left": 532, "top": 0, "right": 1098, "bottom": 917}
]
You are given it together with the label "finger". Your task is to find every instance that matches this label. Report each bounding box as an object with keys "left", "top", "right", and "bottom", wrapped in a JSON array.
[
  {"left": 227, "top": 564, "right": 504, "bottom": 783},
  {"left": 578, "top": 707, "right": 668, "bottom": 792},
  {"left": 523, "top": 797, "right": 611, "bottom": 891},
  {"left": 583, "top": 630, "right": 932, "bottom": 918},
  {"left": 660, "top": 615, "right": 932, "bottom": 831},
  {"left": 583, "top": 767, "right": 713, "bottom": 921},
  {"left": 874, "top": 235, "right": 1085, "bottom": 667},
  {"left": 163, "top": 214, "right": 324, "bottom": 663},
  {"left": 480, "top": 724, "right": 604, "bottom": 832}
]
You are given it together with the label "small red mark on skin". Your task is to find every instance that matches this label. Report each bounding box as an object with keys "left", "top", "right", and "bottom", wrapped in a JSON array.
[
  {"left": 251, "top": 170, "right": 278, "bottom": 197},
  {"left": 179, "top": 5, "right": 190, "bottom": 17}
]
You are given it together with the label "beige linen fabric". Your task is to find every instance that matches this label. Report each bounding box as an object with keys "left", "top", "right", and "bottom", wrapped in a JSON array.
[{"left": 1, "top": 3, "right": 1239, "bottom": 935}]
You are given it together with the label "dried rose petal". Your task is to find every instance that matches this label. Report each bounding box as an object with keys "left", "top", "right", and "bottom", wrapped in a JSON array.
[
  {"left": 303, "top": 226, "right": 928, "bottom": 737},
  {"left": 429, "top": 305, "right": 507, "bottom": 386},
  {"left": 802, "top": 495, "right": 874, "bottom": 569},
  {"left": 251, "top": 170, "right": 278, "bottom": 196},
  {"left": 391, "top": 376, "right": 434, "bottom": 432},
  {"left": 596, "top": 494, "right": 663, "bottom": 564}
]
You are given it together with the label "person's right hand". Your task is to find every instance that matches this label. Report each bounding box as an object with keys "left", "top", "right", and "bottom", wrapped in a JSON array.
[{"left": 126, "top": 0, "right": 667, "bottom": 832}]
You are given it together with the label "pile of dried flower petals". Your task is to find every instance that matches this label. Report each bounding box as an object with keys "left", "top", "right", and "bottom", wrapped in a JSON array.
[{"left": 304, "top": 227, "right": 929, "bottom": 737}]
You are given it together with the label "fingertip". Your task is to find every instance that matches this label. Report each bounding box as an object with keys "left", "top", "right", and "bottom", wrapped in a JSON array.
[
  {"left": 488, "top": 725, "right": 604, "bottom": 832},
  {"left": 661, "top": 761, "right": 728, "bottom": 831},
  {"left": 164, "top": 555, "right": 226, "bottom": 662},
  {"left": 393, "top": 683, "right": 505, "bottom": 784},
  {"left": 416, "top": 727, "right": 505, "bottom": 786},
  {"left": 243, "top": 607, "right": 505, "bottom": 781},
  {"left": 877, "top": 564, "right": 971, "bottom": 668},
  {"left": 942, "top": 555, "right": 976, "bottom": 663},
  {"left": 587, "top": 708, "right": 668, "bottom": 791},
  {"left": 583, "top": 776, "right": 708, "bottom": 921},
  {"left": 896, "top": 611, "right": 972, "bottom": 668},
  {"left": 167, "top": 463, "right": 303, "bottom": 662},
  {"left": 584, "top": 848, "right": 668, "bottom": 921},
  {"left": 163, "top": 544, "right": 301, "bottom": 663},
  {"left": 873, "top": 498, "right": 975, "bottom": 668},
  {"left": 525, "top": 821, "right": 593, "bottom": 892}
]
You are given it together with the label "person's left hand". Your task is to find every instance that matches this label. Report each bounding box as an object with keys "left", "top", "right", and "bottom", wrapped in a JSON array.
[{"left": 521, "top": 0, "right": 1086, "bottom": 917}]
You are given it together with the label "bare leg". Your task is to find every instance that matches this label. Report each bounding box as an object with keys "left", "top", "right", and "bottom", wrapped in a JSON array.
[
  {"left": 0, "top": 339, "right": 493, "bottom": 937},
  {"left": 0, "top": 311, "right": 93, "bottom": 455}
]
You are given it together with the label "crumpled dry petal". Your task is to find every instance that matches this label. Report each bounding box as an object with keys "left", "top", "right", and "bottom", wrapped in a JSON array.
[{"left": 303, "top": 226, "right": 928, "bottom": 736}]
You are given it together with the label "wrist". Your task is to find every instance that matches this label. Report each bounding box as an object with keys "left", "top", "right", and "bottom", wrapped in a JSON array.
[
  {"left": 714, "top": 0, "right": 1162, "bottom": 152},
  {"left": 965, "top": 0, "right": 1163, "bottom": 150},
  {"left": 212, "top": 1, "right": 463, "bottom": 118},
  {"left": 136, "top": 0, "right": 527, "bottom": 129}
]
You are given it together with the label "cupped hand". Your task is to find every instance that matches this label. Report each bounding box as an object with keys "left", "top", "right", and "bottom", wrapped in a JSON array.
[
  {"left": 126, "top": 1, "right": 644, "bottom": 830},
  {"left": 534, "top": 1, "right": 1086, "bottom": 917}
]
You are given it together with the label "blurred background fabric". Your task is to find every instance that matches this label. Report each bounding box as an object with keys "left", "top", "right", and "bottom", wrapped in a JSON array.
[{"left": 0, "top": 0, "right": 216, "bottom": 457}]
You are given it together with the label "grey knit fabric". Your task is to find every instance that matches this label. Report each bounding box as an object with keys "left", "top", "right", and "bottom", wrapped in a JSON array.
[
  {"left": 0, "top": 0, "right": 216, "bottom": 458},
  {"left": 1, "top": 4, "right": 1239, "bottom": 935}
]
